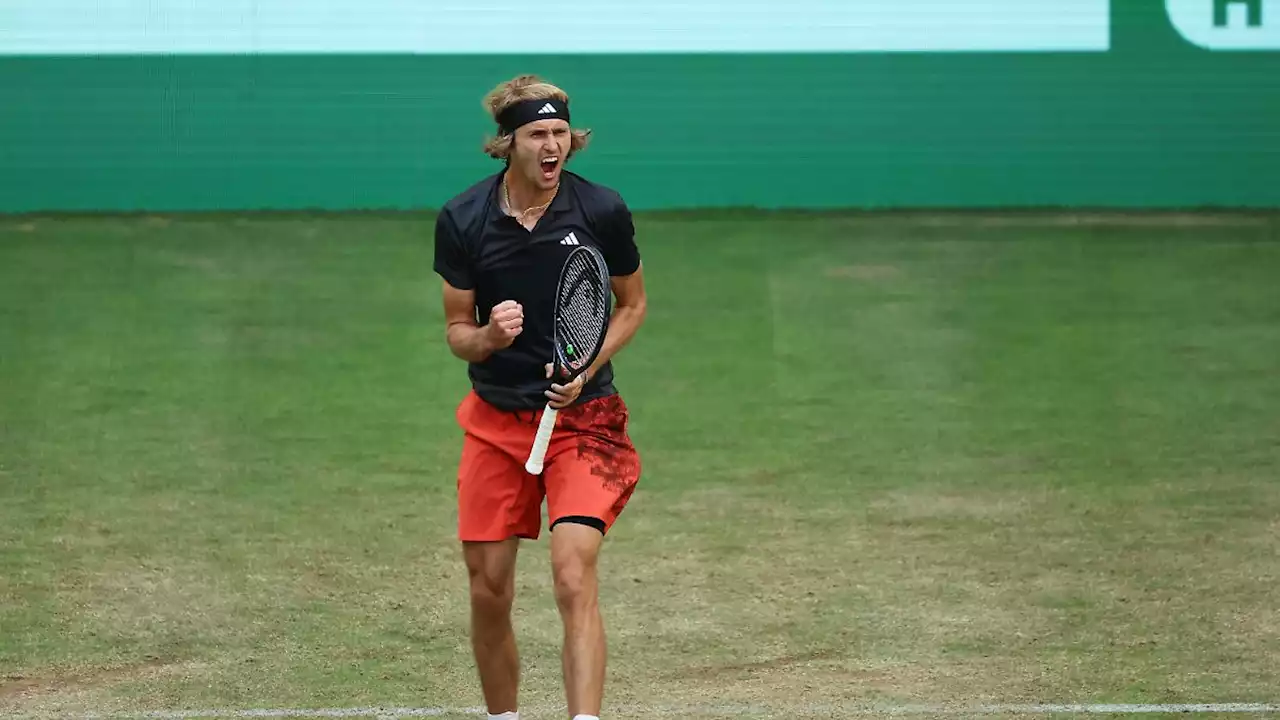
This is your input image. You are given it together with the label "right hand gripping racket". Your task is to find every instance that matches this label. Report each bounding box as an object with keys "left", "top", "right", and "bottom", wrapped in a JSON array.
[{"left": 524, "top": 245, "right": 612, "bottom": 475}]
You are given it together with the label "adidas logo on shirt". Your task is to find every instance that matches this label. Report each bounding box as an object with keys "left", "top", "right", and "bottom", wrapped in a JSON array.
[
  {"left": 560, "top": 232, "right": 580, "bottom": 246},
  {"left": 537, "top": 103, "right": 558, "bottom": 114}
]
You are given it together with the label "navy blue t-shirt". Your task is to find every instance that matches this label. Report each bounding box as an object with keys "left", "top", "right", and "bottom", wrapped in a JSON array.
[{"left": 433, "top": 170, "right": 641, "bottom": 411}]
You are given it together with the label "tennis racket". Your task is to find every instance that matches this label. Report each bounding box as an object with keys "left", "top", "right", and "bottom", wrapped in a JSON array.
[{"left": 524, "top": 245, "right": 612, "bottom": 475}]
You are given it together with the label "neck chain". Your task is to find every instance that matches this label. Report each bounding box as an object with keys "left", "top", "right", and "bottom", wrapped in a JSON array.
[{"left": 502, "top": 178, "right": 558, "bottom": 222}]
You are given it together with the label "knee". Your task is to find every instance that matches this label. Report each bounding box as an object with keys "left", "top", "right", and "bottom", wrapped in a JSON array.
[
  {"left": 467, "top": 565, "right": 514, "bottom": 617},
  {"left": 551, "top": 555, "right": 597, "bottom": 613}
]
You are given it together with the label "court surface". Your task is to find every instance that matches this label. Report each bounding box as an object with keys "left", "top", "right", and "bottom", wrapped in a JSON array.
[{"left": 2, "top": 211, "right": 1278, "bottom": 718}]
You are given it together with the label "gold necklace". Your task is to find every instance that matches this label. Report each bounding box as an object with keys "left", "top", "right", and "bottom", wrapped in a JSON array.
[{"left": 502, "top": 179, "right": 557, "bottom": 221}]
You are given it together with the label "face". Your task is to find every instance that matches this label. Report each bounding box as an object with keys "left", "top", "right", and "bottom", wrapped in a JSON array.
[{"left": 509, "top": 118, "right": 571, "bottom": 190}]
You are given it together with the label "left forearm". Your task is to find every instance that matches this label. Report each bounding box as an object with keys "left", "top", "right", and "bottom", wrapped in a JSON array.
[{"left": 587, "top": 302, "right": 646, "bottom": 381}]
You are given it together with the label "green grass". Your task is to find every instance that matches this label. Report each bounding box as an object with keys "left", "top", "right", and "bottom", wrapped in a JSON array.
[{"left": 1, "top": 211, "right": 1278, "bottom": 718}]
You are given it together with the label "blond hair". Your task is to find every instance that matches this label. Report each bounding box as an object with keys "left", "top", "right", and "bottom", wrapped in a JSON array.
[{"left": 481, "top": 74, "right": 591, "bottom": 160}]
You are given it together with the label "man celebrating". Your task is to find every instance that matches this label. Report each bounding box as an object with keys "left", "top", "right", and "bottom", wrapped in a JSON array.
[{"left": 432, "top": 74, "right": 648, "bottom": 720}]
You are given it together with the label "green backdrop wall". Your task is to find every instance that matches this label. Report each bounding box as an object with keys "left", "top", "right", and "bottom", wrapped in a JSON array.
[{"left": 2, "top": 2, "right": 1278, "bottom": 213}]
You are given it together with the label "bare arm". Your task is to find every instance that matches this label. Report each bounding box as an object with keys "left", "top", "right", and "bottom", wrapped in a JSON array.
[
  {"left": 586, "top": 263, "right": 647, "bottom": 382},
  {"left": 442, "top": 281, "right": 522, "bottom": 363}
]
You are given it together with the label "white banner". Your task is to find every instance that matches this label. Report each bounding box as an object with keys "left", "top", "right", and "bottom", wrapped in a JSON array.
[{"left": 1, "top": 0, "right": 1111, "bottom": 55}]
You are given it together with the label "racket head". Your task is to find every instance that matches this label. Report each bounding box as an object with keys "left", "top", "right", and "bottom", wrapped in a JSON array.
[{"left": 550, "top": 245, "right": 612, "bottom": 382}]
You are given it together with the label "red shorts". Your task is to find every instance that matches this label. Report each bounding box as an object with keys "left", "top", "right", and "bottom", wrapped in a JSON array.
[{"left": 453, "top": 390, "right": 641, "bottom": 542}]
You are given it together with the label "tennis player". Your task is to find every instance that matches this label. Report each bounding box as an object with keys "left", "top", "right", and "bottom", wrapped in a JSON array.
[{"left": 432, "top": 74, "right": 648, "bottom": 720}]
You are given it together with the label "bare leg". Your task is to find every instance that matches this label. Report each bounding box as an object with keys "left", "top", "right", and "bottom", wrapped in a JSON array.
[
  {"left": 550, "top": 522, "right": 607, "bottom": 717},
  {"left": 463, "top": 538, "right": 521, "bottom": 714}
]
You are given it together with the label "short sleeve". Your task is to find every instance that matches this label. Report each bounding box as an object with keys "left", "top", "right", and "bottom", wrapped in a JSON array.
[
  {"left": 599, "top": 195, "right": 641, "bottom": 277},
  {"left": 433, "top": 209, "right": 474, "bottom": 290}
]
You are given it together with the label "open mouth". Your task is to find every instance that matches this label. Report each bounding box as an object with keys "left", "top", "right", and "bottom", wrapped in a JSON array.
[{"left": 540, "top": 156, "right": 559, "bottom": 179}]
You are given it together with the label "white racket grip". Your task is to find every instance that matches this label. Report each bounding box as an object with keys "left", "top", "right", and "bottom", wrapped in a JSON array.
[{"left": 524, "top": 404, "right": 560, "bottom": 475}]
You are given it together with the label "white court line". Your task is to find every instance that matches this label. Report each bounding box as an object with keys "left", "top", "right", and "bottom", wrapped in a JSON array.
[{"left": 6, "top": 703, "right": 1280, "bottom": 718}]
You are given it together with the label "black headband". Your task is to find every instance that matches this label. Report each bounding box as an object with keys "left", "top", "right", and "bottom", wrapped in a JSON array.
[{"left": 496, "top": 98, "right": 571, "bottom": 134}]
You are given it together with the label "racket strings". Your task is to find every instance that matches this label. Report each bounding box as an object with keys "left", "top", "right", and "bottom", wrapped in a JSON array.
[
  {"left": 559, "top": 278, "right": 604, "bottom": 347},
  {"left": 556, "top": 256, "right": 609, "bottom": 367}
]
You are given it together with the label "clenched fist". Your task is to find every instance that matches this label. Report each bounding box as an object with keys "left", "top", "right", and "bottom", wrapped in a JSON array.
[{"left": 484, "top": 300, "right": 523, "bottom": 350}]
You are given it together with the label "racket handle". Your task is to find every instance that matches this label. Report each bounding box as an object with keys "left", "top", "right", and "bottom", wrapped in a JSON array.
[{"left": 524, "top": 404, "right": 559, "bottom": 475}]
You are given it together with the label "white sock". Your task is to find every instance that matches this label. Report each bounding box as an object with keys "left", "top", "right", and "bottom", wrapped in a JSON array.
[
  {"left": 572, "top": 715, "right": 599, "bottom": 720},
  {"left": 487, "top": 713, "right": 518, "bottom": 720}
]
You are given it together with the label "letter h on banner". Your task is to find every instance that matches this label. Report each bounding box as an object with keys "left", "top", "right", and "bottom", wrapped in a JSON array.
[{"left": 1215, "top": 0, "right": 1263, "bottom": 26}]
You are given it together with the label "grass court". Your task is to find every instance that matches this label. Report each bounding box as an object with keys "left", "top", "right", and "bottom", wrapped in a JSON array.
[{"left": 1, "top": 211, "right": 1278, "bottom": 718}]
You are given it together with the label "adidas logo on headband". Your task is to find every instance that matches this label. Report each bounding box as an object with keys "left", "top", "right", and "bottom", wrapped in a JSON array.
[{"left": 498, "top": 98, "right": 571, "bottom": 133}]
